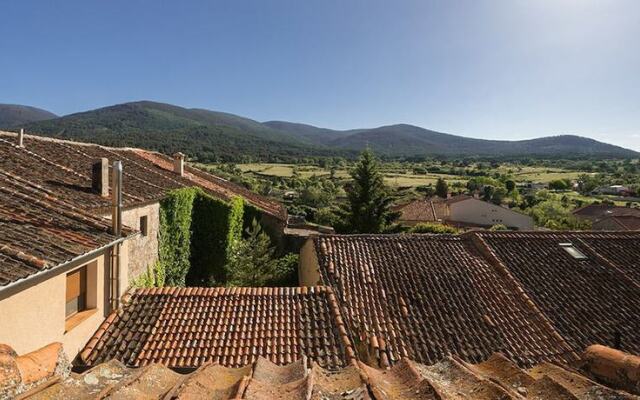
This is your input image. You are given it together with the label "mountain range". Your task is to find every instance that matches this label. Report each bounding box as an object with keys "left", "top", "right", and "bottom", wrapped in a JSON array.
[
  {"left": 1, "top": 101, "right": 637, "bottom": 161},
  {"left": 0, "top": 104, "right": 58, "bottom": 127}
]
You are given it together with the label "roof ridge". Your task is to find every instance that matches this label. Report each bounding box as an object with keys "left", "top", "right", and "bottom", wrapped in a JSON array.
[{"left": 0, "top": 130, "right": 151, "bottom": 153}]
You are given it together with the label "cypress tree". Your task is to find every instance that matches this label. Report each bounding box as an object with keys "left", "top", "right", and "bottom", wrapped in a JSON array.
[
  {"left": 435, "top": 177, "right": 448, "bottom": 198},
  {"left": 344, "top": 149, "right": 395, "bottom": 233}
]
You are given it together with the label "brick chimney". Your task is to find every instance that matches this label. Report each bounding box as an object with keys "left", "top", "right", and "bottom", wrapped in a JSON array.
[
  {"left": 91, "top": 158, "right": 109, "bottom": 197},
  {"left": 173, "top": 152, "right": 185, "bottom": 176},
  {"left": 18, "top": 129, "right": 24, "bottom": 147}
]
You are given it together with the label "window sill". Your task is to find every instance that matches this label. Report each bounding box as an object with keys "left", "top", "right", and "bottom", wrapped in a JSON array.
[{"left": 65, "top": 308, "right": 97, "bottom": 333}]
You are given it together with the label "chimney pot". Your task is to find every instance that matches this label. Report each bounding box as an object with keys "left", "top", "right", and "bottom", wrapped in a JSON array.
[
  {"left": 18, "top": 129, "right": 24, "bottom": 147},
  {"left": 92, "top": 158, "right": 110, "bottom": 197},
  {"left": 173, "top": 152, "right": 185, "bottom": 176}
]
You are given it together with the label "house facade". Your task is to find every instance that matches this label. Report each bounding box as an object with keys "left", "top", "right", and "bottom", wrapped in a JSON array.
[
  {"left": 446, "top": 196, "right": 533, "bottom": 229},
  {"left": 395, "top": 195, "right": 534, "bottom": 230}
]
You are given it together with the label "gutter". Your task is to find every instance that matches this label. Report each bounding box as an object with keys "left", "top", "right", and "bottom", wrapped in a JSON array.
[{"left": 0, "top": 235, "right": 133, "bottom": 299}]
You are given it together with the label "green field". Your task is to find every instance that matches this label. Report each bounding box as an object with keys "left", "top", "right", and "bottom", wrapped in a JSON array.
[
  {"left": 235, "top": 163, "right": 590, "bottom": 188},
  {"left": 237, "top": 163, "right": 466, "bottom": 187}
]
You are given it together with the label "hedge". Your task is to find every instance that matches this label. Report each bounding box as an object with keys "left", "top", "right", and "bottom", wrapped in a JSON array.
[
  {"left": 155, "top": 187, "right": 245, "bottom": 287},
  {"left": 187, "top": 194, "right": 243, "bottom": 286},
  {"left": 158, "top": 188, "right": 197, "bottom": 286}
]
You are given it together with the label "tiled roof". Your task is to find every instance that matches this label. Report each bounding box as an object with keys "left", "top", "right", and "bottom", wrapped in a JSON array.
[
  {"left": 573, "top": 204, "right": 640, "bottom": 221},
  {"left": 0, "top": 168, "right": 128, "bottom": 286},
  {"left": 594, "top": 215, "right": 640, "bottom": 231},
  {"left": 0, "top": 131, "right": 286, "bottom": 220},
  {"left": 312, "top": 234, "right": 577, "bottom": 368},
  {"left": 8, "top": 343, "right": 639, "bottom": 399},
  {"left": 393, "top": 198, "right": 448, "bottom": 223},
  {"left": 474, "top": 231, "right": 640, "bottom": 356},
  {"left": 79, "top": 286, "right": 354, "bottom": 369}
]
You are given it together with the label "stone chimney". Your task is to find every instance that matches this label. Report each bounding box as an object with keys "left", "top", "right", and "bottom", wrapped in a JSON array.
[
  {"left": 17, "top": 129, "right": 24, "bottom": 147},
  {"left": 173, "top": 152, "right": 185, "bottom": 176},
  {"left": 91, "top": 158, "right": 109, "bottom": 197}
]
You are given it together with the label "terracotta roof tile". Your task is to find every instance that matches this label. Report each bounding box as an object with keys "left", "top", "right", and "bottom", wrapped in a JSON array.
[
  {"left": 573, "top": 204, "right": 640, "bottom": 222},
  {"left": 474, "top": 231, "right": 640, "bottom": 355},
  {"left": 79, "top": 286, "right": 353, "bottom": 369},
  {"left": 0, "top": 169, "right": 128, "bottom": 286},
  {"left": 394, "top": 198, "right": 448, "bottom": 224},
  {"left": 0, "top": 131, "right": 286, "bottom": 220},
  {"left": 6, "top": 342, "right": 639, "bottom": 399},
  {"left": 312, "top": 234, "right": 577, "bottom": 368}
]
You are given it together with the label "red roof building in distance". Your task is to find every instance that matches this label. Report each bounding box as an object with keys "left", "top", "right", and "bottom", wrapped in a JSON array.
[
  {"left": 573, "top": 203, "right": 640, "bottom": 224},
  {"left": 393, "top": 195, "right": 534, "bottom": 230}
]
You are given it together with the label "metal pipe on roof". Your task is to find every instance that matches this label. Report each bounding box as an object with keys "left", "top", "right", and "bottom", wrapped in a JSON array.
[
  {"left": 111, "top": 161, "right": 123, "bottom": 236},
  {"left": 110, "top": 161, "right": 123, "bottom": 311}
]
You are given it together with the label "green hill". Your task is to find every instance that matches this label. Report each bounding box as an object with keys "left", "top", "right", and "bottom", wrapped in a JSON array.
[
  {"left": 0, "top": 104, "right": 57, "bottom": 127},
  {"left": 18, "top": 101, "right": 336, "bottom": 162},
  {"left": 16, "top": 100, "right": 638, "bottom": 161}
]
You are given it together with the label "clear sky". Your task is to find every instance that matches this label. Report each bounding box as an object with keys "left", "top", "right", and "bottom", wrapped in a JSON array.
[{"left": 1, "top": 0, "right": 639, "bottom": 149}]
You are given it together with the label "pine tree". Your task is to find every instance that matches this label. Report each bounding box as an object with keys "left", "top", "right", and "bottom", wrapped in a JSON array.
[
  {"left": 226, "top": 220, "right": 277, "bottom": 286},
  {"left": 435, "top": 177, "right": 448, "bottom": 198},
  {"left": 225, "top": 219, "right": 298, "bottom": 286},
  {"left": 344, "top": 149, "right": 395, "bottom": 233}
]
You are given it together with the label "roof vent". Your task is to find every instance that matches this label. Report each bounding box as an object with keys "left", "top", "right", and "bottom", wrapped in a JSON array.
[
  {"left": 92, "top": 158, "right": 110, "bottom": 197},
  {"left": 559, "top": 242, "right": 588, "bottom": 260},
  {"left": 173, "top": 152, "right": 185, "bottom": 176},
  {"left": 18, "top": 128, "right": 24, "bottom": 147}
]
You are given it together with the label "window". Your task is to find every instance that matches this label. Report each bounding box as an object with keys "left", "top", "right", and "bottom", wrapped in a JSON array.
[
  {"left": 65, "top": 266, "right": 87, "bottom": 318},
  {"left": 559, "top": 243, "right": 588, "bottom": 260},
  {"left": 140, "top": 215, "right": 148, "bottom": 236}
]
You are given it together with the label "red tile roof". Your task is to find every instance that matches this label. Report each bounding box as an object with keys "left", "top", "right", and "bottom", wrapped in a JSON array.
[
  {"left": 393, "top": 198, "right": 448, "bottom": 224},
  {"left": 593, "top": 215, "right": 640, "bottom": 231},
  {"left": 79, "top": 286, "right": 354, "bottom": 369},
  {"left": 312, "top": 234, "right": 577, "bottom": 368},
  {"left": 7, "top": 342, "right": 639, "bottom": 399},
  {"left": 474, "top": 231, "right": 640, "bottom": 356},
  {"left": 573, "top": 204, "right": 640, "bottom": 222},
  {"left": 0, "top": 131, "right": 286, "bottom": 220},
  {"left": 0, "top": 168, "right": 129, "bottom": 286}
]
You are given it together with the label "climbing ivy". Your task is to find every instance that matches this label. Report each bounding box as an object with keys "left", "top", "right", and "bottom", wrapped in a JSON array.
[
  {"left": 187, "top": 193, "right": 244, "bottom": 286},
  {"left": 158, "top": 188, "right": 198, "bottom": 286}
]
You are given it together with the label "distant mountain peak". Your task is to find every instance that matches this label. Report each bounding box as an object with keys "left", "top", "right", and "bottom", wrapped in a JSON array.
[{"left": 0, "top": 104, "right": 57, "bottom": 127}]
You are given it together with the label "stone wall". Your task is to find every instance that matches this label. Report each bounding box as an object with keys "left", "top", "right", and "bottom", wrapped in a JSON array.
[{"left": 120, "top": 203, "right": 160, "bottom": 280}]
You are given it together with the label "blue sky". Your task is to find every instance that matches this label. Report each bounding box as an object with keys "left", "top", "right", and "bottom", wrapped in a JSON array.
[{"left": 1, "top": 0, "right": 639, "bottom": 150}]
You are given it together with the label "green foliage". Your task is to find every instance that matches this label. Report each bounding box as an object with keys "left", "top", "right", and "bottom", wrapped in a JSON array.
[
  {"left": 131, "top": 262, "right": 164, "bottom": 288},
  {"left": 409, "top": 223, "right": 460, "bottom": 234},
  {"left": 435, "top": 178, "right": 448, "bottom": 198},
  {"left": 489, "top": 224, "right": 509, "bottom": 231},
  {"left": 187, "top": 194, "right": 244, "bottom": 286},
  {"left": 158, "top": 188, "right": 197, "bottom": 286},
  {"left": 549, "top": 179, "right": 571, "bottom": 191},
  {"left": 525, "top": 192, "right": 592, "bottom": 230},
  {"left": 343, "top": 149, "right": 396, "bottom": 233},
  {"left": 505, "top": 180, "right": 516, "bottom": 192},
  {"left": 156, "top": 187, "right": 245, "bottom": 287},
  {"left": 226, "top": 219, "right": 298, "bottom": 286}
]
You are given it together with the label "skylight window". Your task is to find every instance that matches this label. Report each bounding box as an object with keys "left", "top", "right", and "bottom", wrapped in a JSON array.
[{"left": 559, "top": 243, "right": 588, "bottom": 260}]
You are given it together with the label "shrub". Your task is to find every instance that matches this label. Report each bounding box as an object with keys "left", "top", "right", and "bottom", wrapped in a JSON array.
[{"left": 409, "top": 223, "right": 459, "bottom": 234}]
